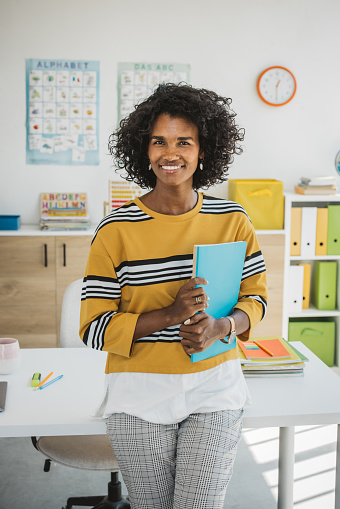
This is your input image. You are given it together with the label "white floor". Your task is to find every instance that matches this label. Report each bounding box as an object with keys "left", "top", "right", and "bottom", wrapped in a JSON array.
[
  {"left": 227, "top": 424, "right": 338, "bottom": 509},
  {"left": 0, "top": 424, "right": 337, "bottom": 509}
]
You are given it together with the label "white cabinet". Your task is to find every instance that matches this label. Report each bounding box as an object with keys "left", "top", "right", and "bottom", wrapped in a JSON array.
[{"left": 283, "top": 193, "right": 340, "bottom": 368}]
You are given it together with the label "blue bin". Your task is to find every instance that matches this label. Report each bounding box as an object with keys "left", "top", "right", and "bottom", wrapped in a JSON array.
[{"left": 0, "top": 215, "right": 21, "bottom": 230}]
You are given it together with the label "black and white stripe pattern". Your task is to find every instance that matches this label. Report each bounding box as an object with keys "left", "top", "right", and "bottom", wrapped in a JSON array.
[
  {"left": 136, "top": 325, "right": 181, "bottom": 344},
  {"left": 242, "top": 251, "right": 265, "bottom": 280},
  {"left": 115, "top": 254, "right": 193, "bottom": 288},
  {"left": 83, "top": 311, "right": 115, "bottom": 350},
  {"left": 92, "top": 202, "right": 153, "bottom": 243},
  {"left": 241, "top": 294, "right": 267, "bottom": 319},
  {"left": 81, "top": 276, "right": 121, "bottom": 301},
  {"left": 200, "top": 195, "right": 248, "bottom": 217}
]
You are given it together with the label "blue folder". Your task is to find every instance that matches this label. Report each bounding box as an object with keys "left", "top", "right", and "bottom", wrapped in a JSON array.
[{"left": 191, "top": 241, "right": 247, "bottom": 363}]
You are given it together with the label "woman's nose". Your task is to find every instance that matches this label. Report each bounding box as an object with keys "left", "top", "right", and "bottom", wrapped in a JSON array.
[{"left": 164, "top": 145, "right": 179, "bottom": 161}]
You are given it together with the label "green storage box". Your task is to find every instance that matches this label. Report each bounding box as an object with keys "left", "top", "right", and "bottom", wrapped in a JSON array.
[{"left": 288, "top": 321, "right": 335, "bottom": 367}]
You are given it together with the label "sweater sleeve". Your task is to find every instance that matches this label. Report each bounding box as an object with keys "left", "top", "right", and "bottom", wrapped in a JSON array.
[
  {"left": 233, "top": 223, "right": 268, "bottom": 340},
  {"left": 79, "top": 235, "right": 139, "bottom": 357}
]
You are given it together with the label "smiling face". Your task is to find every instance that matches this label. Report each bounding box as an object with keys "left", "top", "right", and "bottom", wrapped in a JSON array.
[{"left": 148, "top": 114, "right": 203, "bottom": 190}]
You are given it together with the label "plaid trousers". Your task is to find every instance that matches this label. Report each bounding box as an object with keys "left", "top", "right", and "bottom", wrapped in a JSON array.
[{"left": 106, "top": 409, "right": 243, "bottom": 509}]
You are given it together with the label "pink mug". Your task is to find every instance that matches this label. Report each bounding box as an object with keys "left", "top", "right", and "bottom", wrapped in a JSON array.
[{"left": 0, "top": 338, "right": 21, "bottom": 374}]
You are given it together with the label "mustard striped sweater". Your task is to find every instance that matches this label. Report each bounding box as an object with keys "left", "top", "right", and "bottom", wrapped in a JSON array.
[{"left": 79, "top": 193, "right": 267, "bottom": 374}]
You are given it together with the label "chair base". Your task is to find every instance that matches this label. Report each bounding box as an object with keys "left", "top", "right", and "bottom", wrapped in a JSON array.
[
  {"left": 63, "top": 472, "right": 130, "bottom": 509},
  {"left": 64, "top": 495, "right": 130, "bottom": 509}
]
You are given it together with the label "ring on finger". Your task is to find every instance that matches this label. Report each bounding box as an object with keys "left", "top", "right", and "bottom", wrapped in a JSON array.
[{"left": 195, "top": 296, "right": 201, "bottom": 304}]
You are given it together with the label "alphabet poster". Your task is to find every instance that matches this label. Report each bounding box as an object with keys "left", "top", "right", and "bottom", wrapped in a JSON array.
[
  {"left": 26, "top": 59, "right": 100, "bottom": 165},
  {"left": 118, "top": 62, "right": 190, "bottom": 123}
]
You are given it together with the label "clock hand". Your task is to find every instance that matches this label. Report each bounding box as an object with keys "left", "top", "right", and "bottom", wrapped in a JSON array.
[{"left": 275, "top": 80, "right": 281, "bottom": 101}]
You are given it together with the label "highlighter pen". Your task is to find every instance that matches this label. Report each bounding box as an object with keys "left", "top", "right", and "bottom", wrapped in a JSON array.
[{"left": 38, "top": 375, "right": 64, "bottom": 390}]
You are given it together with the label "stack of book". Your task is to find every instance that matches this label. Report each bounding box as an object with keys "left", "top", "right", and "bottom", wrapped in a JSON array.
[
  {"left": 238, "top": 337, "right": 308, "bottom": 377},
  {"left": 295, "top": 176, "right": 337, "bottom": 195},
  {"left": 40, "top": 193, "right": 91, "bottom": 231}
]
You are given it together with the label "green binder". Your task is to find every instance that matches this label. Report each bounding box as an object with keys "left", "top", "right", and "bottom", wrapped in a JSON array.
[
  {"left": 327, "top": 205, "right": 340, "bottom": 255},
  {"left": 312, "top": 261, "right": 337, "bottom": 310}
]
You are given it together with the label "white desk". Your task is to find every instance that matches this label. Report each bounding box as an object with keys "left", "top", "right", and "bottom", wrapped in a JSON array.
[{"left": 1, "top": 344, "right": 340, "bottom": 509}]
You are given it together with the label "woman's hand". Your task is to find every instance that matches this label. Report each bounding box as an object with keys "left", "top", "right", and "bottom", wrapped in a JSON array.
[
  {"left": 166, "top": 277, "right": 209, "bottom": 325},
  {"left": 179, "top": 312, "right": 229, "bottom": 356}
]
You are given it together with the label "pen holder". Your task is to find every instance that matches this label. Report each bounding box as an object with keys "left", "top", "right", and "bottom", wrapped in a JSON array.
[{"left": 0, "top": 338, "right": 21, "bottom": 374}]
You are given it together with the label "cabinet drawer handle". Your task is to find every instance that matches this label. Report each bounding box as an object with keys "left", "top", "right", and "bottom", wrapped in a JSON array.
[
  {"left": 44, "top": 244, "right": 48, "bottom": 267},
  {"left": 63, "top": 243, "right": 66, "bottom": 267}
]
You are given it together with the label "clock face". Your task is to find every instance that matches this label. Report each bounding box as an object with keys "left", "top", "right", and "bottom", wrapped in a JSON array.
[{"left": 257, "top": 66, "right": 296, "bottom": 106}]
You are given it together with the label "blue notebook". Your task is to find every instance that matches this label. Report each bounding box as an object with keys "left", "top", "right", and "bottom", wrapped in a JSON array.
[{"left": 190, "top": 241, "right": 247, "bottom": 363}]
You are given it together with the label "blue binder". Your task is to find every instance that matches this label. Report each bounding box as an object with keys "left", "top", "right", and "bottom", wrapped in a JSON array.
[{"left": 191, "top": 241, "right": 247, "bottom": 363}]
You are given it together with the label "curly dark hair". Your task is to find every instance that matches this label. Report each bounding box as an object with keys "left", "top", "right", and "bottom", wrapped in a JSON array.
[{"left": 109, "top": 83, "right": 245, "bottom": 190}]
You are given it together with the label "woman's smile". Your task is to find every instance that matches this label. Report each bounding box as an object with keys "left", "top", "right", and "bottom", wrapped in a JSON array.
[{"left": 159, "top": 164, "right": 184, "bottom": 173}]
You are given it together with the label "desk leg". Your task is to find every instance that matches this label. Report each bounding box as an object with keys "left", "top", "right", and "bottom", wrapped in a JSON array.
[
  {"left": 278, "top": 426, "right": 295, "bottom": 509},
  {"left": 336, "top": 424, "right": 340, "bottom": 509}
]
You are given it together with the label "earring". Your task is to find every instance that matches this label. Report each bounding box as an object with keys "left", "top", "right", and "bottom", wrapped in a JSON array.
[
  {"left": 199, "top": 159, "right": 203, "bottom": 171},
  {"left": 149, "top": 163, "right": 152, "bottom": 171}
]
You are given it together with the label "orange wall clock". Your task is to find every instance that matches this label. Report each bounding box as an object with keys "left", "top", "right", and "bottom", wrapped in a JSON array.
[{"left": 257, "top": 66, "right": 297, "bottom": 106}]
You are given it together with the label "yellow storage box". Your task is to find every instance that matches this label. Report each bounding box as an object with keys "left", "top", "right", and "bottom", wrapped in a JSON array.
[{"left": 228, "top": 179, "right": 284, "bottom": 230}]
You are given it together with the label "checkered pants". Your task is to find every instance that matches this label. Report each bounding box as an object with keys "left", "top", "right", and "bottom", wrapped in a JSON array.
[{"left": 106, "top": 409, "right": 243, "bottom": 509}]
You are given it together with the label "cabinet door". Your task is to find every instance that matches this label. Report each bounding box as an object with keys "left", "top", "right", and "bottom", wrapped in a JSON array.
[
  {"left": 0, "top": 237, "right": 57, "bottom": 348},
  {"left": 55, "top": 236, "right": 92, "bottom": 341},
  {"left": 252, "top": 234, "right": 285, "bottom": 337}
]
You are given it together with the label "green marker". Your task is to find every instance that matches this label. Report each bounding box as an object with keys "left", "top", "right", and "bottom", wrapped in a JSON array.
[{"left": 31, "top": 373, "right": 41, "bottom": 387}]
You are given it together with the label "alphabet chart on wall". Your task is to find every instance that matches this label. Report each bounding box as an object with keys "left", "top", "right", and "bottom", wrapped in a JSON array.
[
  {"left": 117, "top": 62, "right": 190, "bottom": 123},
  {"left": 26, "top": 59, "right": 100, "bottom": 165}
]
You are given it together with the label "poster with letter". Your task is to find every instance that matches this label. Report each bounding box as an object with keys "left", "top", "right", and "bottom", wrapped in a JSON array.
[
  {"left": 26, "top": 59, "right": 100, "bottom": 165},
  {"left": 118, "top": 62, "right": 190, "bottom": 123}
]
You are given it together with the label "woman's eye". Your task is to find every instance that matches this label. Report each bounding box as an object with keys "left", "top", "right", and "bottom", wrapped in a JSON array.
[{"left": 179, "top": 141, "right": 189, "bottom": 146}]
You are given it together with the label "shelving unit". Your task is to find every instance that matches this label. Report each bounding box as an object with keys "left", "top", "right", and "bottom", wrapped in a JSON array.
[{"left": 283, "top": 193, "right": 340, "bottom": 367}]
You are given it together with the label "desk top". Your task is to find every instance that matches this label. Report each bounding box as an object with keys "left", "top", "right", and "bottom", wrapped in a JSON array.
[{"left": 1, "top": 344, "right": 340, "bottom": 437}]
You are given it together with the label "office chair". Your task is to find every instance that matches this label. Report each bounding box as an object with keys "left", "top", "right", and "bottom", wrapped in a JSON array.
[{"left": 31, "top": 279, "right": 130, "bottom": 509}]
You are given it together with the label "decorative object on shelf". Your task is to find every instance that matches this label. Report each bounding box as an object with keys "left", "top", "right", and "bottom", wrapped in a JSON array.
[
  {"left": 108, "top": 180, "right": 142, "bottom": 212},
  {"left": 295, "top": 176, "right": 337, "bottom": 195},
  {"left": 257, "top": 66, "right": 296, "bottom": 106},
  {"left": 40, "top": 192, "right": 90, "bottom": 230},
  {"left": 0, "top": 215, "right": 21, "bottom": 231},
  {"left": 228, "top": 179, "right": 284, "bottom": 230},
  {"left": 335, "top": 150, "right": 340, "bottom": 176}
]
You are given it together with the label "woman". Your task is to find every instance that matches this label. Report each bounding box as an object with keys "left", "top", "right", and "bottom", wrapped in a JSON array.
[{"left": 80, "top": 83, "right": 267, "bottom": 509}]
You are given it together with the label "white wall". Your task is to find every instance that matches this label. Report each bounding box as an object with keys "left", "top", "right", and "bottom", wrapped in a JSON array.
[{"left": 1, "top": 0, "right": 340, "bottom": 225}]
